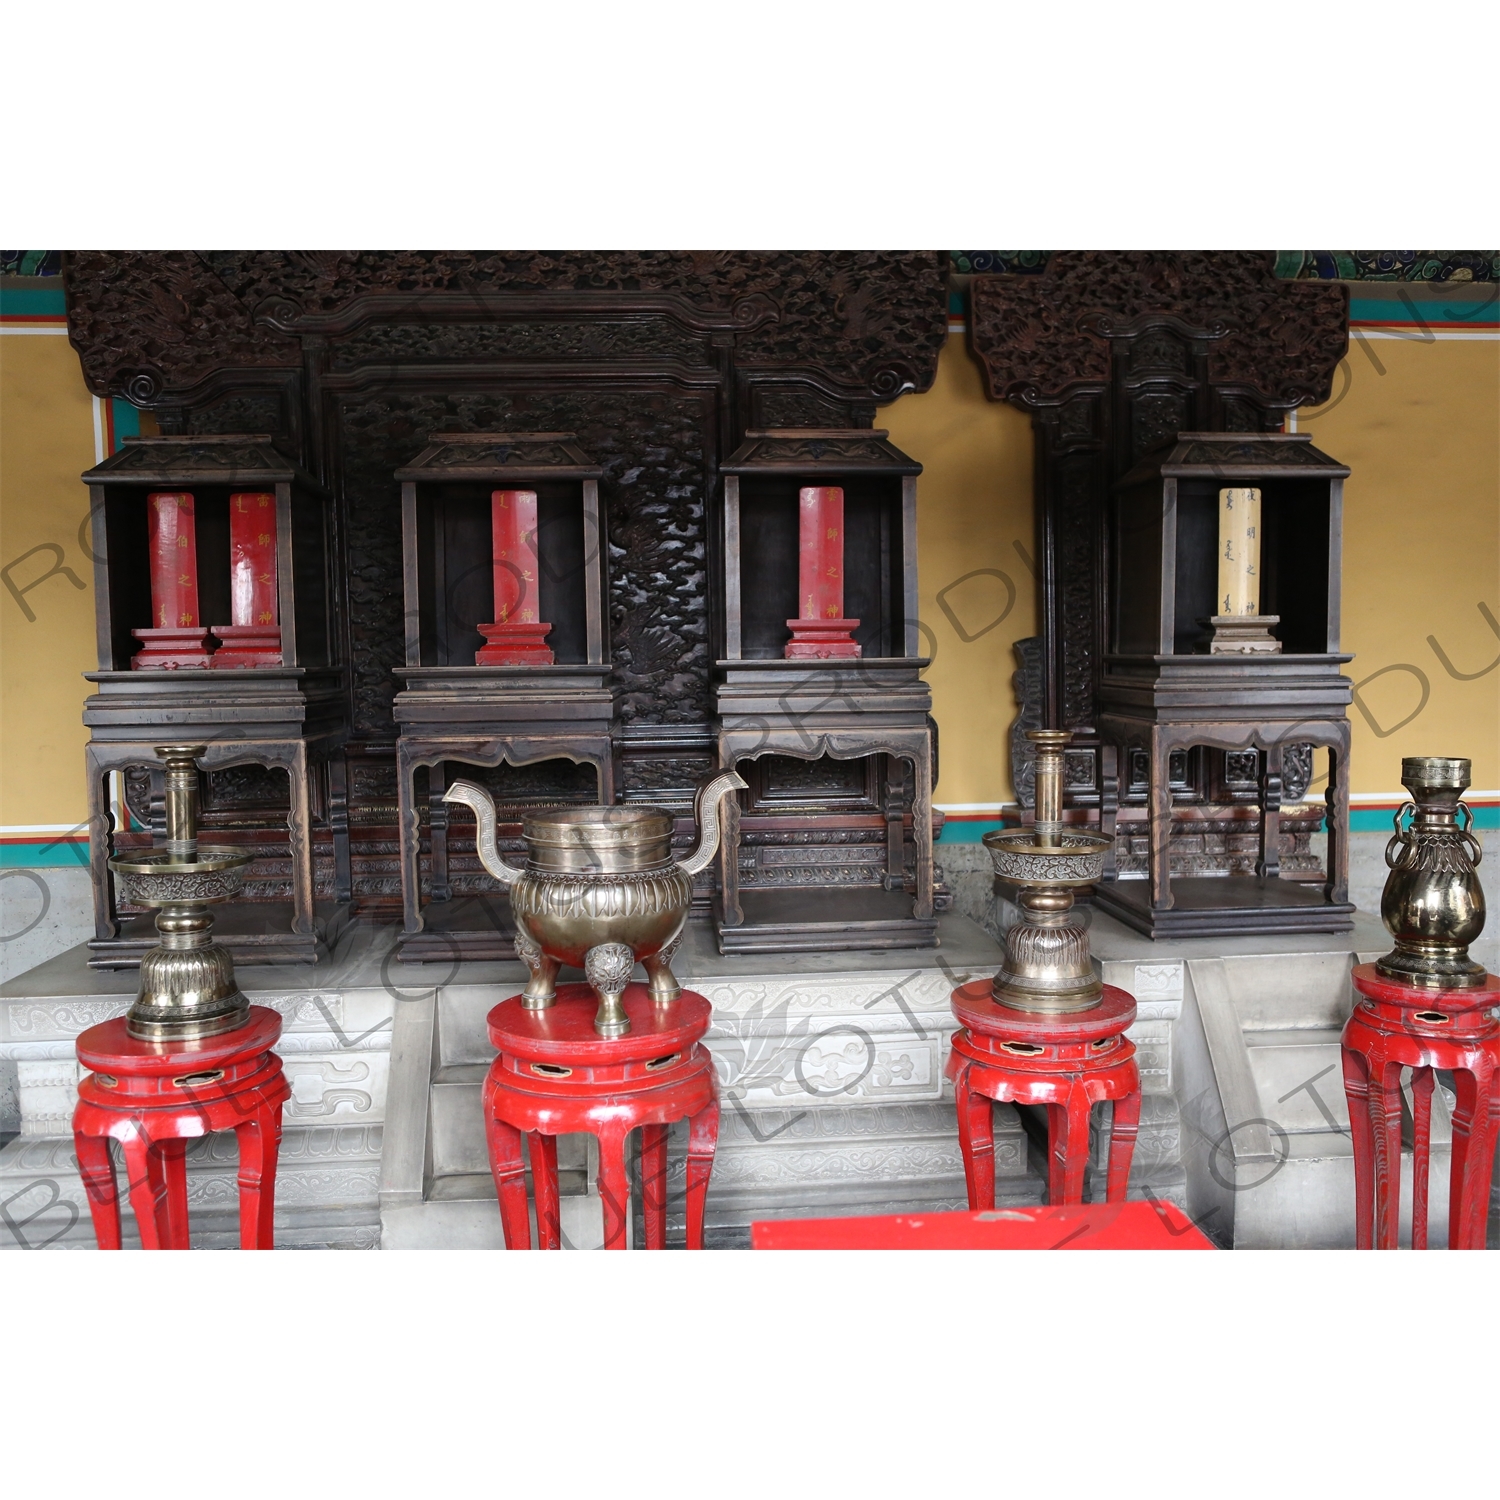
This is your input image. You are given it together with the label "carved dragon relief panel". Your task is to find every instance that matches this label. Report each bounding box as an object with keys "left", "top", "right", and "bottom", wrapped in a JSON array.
[{"left": 61, "top": 252, "right": 947, "bottom": 896}]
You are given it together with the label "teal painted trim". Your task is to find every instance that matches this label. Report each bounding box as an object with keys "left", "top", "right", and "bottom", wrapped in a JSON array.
[
  {"left": 111, "top": 399, "right": 142, "bottom": 445},
  {"left": 938, "top": 820, "right": 1005, "bottom": 843},
  {"left": 1351, "top": 806, "right": 1499, "bottom": 832},
  {"left": 1349, "top": 287, "right": 1498, "bottom": 327},
  {"left": 1, "top": 840, "right": 90, "bottom": 869},
  {"left": 0, "top": 285, "right": 67, "bottom": 317}
]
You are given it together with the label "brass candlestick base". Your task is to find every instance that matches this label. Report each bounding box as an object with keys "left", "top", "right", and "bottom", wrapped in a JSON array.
[
  {"left": 109, "top": 746, "right": 253, "bottom": 1041},
  {"left": 982, "top": 730, "right": 1111, "bottom": 1014},
  {"left": 1376, "top": 756, "right": 1488, "bottom": 988}
]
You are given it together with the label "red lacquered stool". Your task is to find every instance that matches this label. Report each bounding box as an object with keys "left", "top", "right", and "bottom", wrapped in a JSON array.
[
  {"left": 1342, "top": 964, "right": 1500, "bottom": 1250},
  {"left": 72, "top": 1006, "right": 290, "bottom": 1250},
  {"left": 483, "top": 983, "right": 719, "bottom": 1250},
  {"left": 947, "top": 981, "right": 1141, "bottom": 1209}
]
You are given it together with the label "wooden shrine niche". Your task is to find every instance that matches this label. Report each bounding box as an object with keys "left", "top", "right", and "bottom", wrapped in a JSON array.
[
  {"left": 84, "top": 435, "right": 333, "bottom": 674},
  {"left": 397, "top": 432, "right": 604, "bottom": 671},
  {"left": 79, "top": 434, "right": 349, "bottom": 967},
  {"left": 1093, "top": 431, "right": 1354, "bottom": 936},
  {"left": 714, "top": 430, "right": 938, "bottom": 953},
  {"left": 967, "top": 252, "right": 1350, "bottom": 931},
  {"left": 391, "top": 432, "right": 616, "bottom": 962}
]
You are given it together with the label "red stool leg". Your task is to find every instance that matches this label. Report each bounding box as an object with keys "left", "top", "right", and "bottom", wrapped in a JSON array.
[
  {"left": 1410, "top": 1067, "right": 1433, "bottom": 1251},
  {"left": 1341, "top": 1041, "right": 1375, "bottom": 1249},
  {"left": 1105, "top": 1087, "right": 1142, "bottom": 1203},
  {"left": 954, "top": 1065, "right": 996, "bottom": 1212},
  {"left": 1053, "top": 1082, "right": 1093, "bottom": 1206},
  {"left": 74, "top": 1131, "right": 121, "bottom": 1250},
  {"left": 120, "top": 1127, "right": 169, "bottom": 1250},
  {"left": 159, "top": 1138, "right": 191, "bottom": 1249},
  {"left": 1449, "top": 1059, "right": 1499, "bottom": 1251},
  {"left": 1367, "top": 1053, "right": 1405, "bottom": 1250},
  {"left": 484, "top": 1103, "right": 533, "bottom": 1250},
  {"left": 235, "top": 1100, "right": 283, "bottom": 1250},
  {"left": 684, "top": 1099, "right": 719, "bottom": 1251},
  {"left": 528, "top": 1133, "right": 561, "bottom": 1251},
  {"left": 596, "top": 1124, "right": 632, "bottom": 1250},
  {"left": 640, "top": 1123, "right": 668, "bottom": 1250}
]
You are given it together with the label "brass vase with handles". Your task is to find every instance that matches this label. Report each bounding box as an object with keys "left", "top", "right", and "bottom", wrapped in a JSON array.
[
  {"left": 1376, "top": 756, "right": 1487, "bottom": 988},
  {"left": 443, "top": 771, "right": 747, "bottom": 1037}
]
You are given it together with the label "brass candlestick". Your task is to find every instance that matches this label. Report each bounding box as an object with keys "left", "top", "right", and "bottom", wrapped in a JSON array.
[
  {"left": 1376, "top": 756, "right": 1488, "bottom": 988},
  {"left": 982, "top": 730, "right": 1112, "bottom": 1012},
  {"left": 109, "top": 745, "right": 254, "bottom": 1040}
]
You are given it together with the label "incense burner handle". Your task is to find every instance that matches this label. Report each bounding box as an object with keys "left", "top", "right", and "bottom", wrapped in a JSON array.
[
  {"left": 677, "top": 770, "right": 749, "bottom": 878},
  {"left": 443, "top": 779, "right": 521, "bottom": 885}
]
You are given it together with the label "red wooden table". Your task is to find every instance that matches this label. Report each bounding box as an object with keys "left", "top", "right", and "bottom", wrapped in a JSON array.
[
  {"left": 751, "top": 1200, "right": 1215, "bottom": 1249},
  {"left": 1342, "top": 963, "right": 1500, "bottom": 1250},
  {"left": 484, "top": 983, "right": 719, "bottom": 1249},
  {"left": 72, "top": 1005, "right": 290, "bottom": 1250},
  {"left": 948, "top": 980, "right": 1142, "bottom": 1208}
]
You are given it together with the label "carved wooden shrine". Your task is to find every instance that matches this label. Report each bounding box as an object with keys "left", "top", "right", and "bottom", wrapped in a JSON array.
[
  {"left": 392, "top": 432, "right": 614, "bottom": 961},
  {"left": 715, "top": 429, "right": 937, "bottom": 951},
  {"left": 63, "top": 253, "right": 948, "bottom": 939},
  {"left": 1094, "top": 432, "right": 1354, "bottom": 935},
  {"left": 80, "top": 435, "right": 350, "bottom": 966},
  {"left": 968, "top": 253, "right": 1351, "bottom": 927}
]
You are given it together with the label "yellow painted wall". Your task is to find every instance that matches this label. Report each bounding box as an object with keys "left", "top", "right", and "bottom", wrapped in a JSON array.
[
  {"left": 878, "top": 336, "right": 1037, "bottom": 808},
  {"left": 0, "top": 332, "right": 98, "bottom": 828},
  {"left": 1300, "top": 336, "right": 1500, "bottom": 791},
  {"left": 0, "top": 315, "right": 1495, "bottom": 830}
]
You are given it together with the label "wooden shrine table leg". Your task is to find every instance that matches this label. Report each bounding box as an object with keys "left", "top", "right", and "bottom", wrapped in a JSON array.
[
  {"left": 1324, "top": 724, "right": 1352, "bottom": 906},
  {"left": 1448, "top": 1059, "right": 1500, "bottom": 1251},
  {"left": 73, "top": 1131, "right": 121, "bottom": 1250},
  {"left": 1044, "top": 1102, "right": 1068, "bottom": 1205},
  {"left": 1257, "top": 739, "right": 1283, "bottom": 881},
  {"left": 528, "top": 1133, "right": 561, "bottom": 1250},
  {"left": 121, "top": 1127, "right": 169, "bottom": 1250},
  {"left": 596, "top": 1124, "right": 633, "bottom": 1251},
  {"left": 287, "top": 741, "right": 316, "bottom": 938},
  {"left": 716, "top": 762, "right": 744, "bottom": 929},
  {"left": 1149, "top": 730, "right": 1174, "bottom": 912},
  {"left": 911, "top": 738, "right": 934, "bottom": 921},
  {"left": 954, "top": 1065, "right": 996, "bottom": 1212},
  {"left": 1105, "top": 1088, "right": 1142, "bottom": 1203},
  {"left": 1099, "top": 743, "right": 1119, "bottom": 880},
  {"left": 396, "top": 743, "right": 424, "bottom": 937},
  {"left": 1054, "top": 1083, "right": 1094, "bottom": 1206},
  {"left": 235, "top": 1100, "right": 283, "bottom": 1250},
  {"left": 1341, "top": 1042, "right": 1376, "bottom": 1249},
  {"left": 86, "top": 744, "right": 121, "bottom": 942},
  {"left": 1367, "top": 1053, "right": 1405, "bottom": 1250},
  {"left": 483, "top": 1101, "right": 532, "bottom": 1250},
  {"left": 684, "top": 1098, "right": 720, "bottom": 1251},
  {"left": 640, "top": 1123, "right": 668, "bottom": 1250},
  {"left": 1410, "top": 1067, "right": 1434, "bottom": 1251},
  {"left": 159, "top": 1137, "right": 191, "bottom": 1249}
]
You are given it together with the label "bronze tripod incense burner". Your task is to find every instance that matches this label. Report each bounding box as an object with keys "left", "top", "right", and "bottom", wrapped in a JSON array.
[{"left": 444, "top": 771, "right": 746, "bottom": 1037}]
